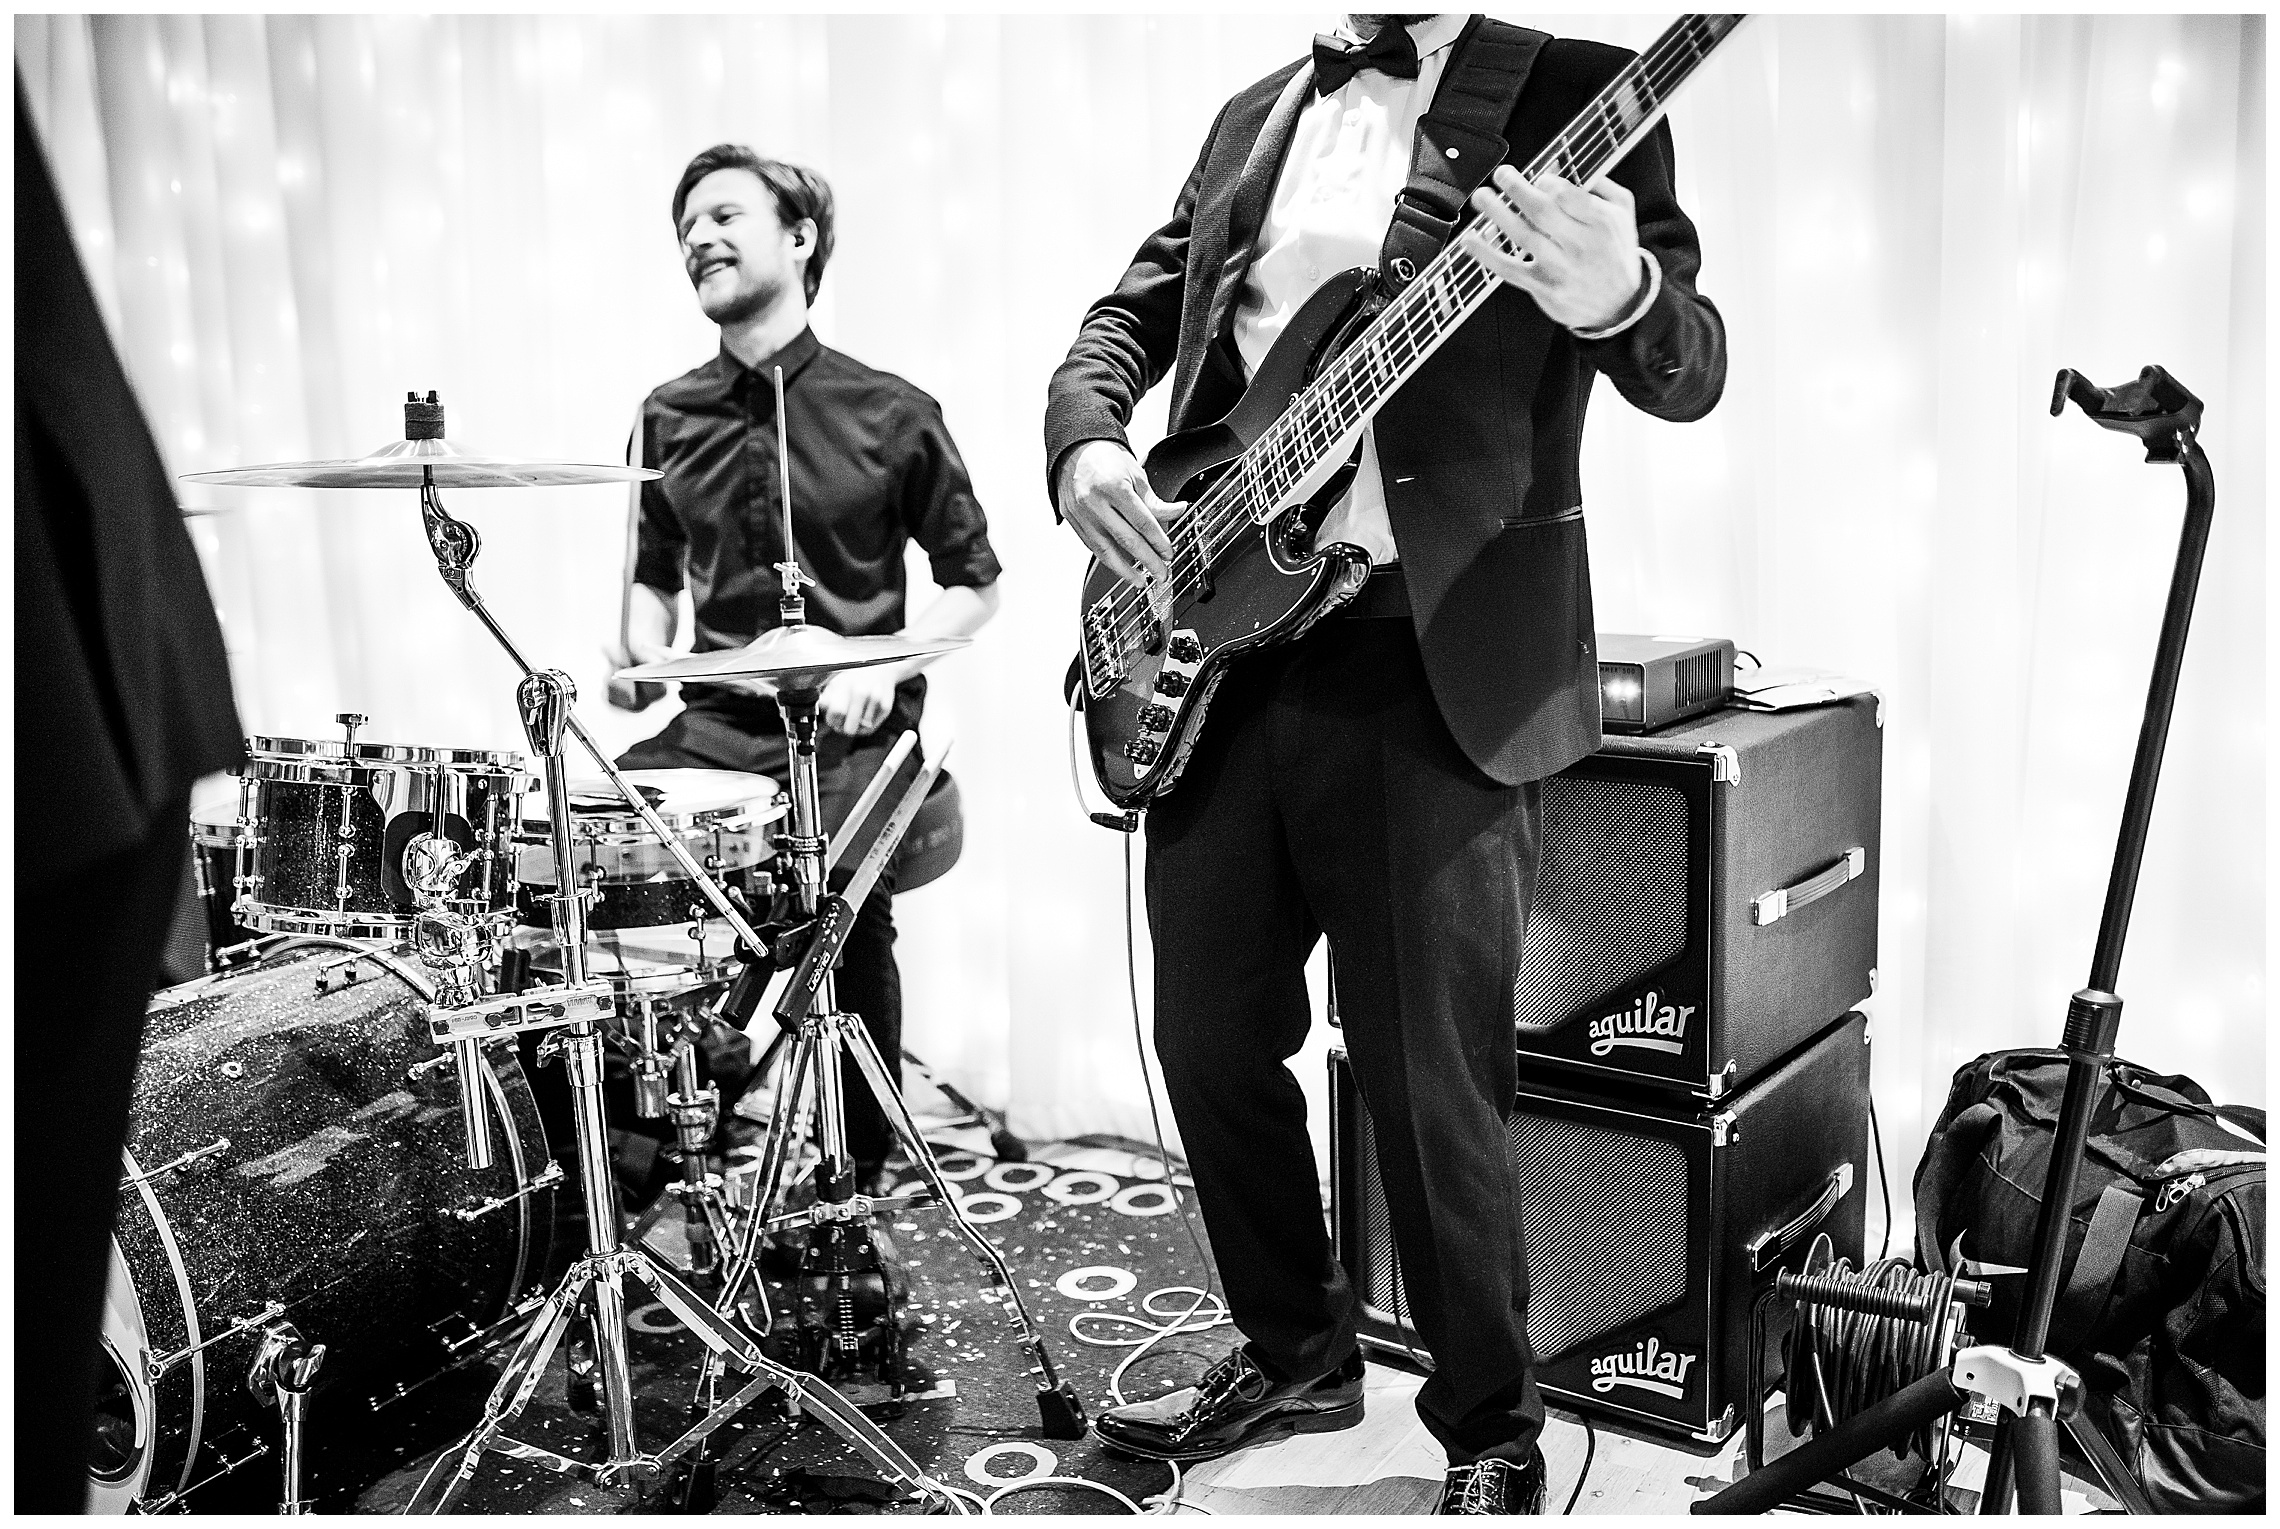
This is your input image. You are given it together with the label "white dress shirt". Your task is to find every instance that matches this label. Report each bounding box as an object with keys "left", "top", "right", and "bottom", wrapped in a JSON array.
[{"left": 1231, "top": 13, "right": 1656, "bottom": 566}]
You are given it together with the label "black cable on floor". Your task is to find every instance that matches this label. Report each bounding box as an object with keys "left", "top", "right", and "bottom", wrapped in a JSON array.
[
  {"left": 1563, "top": 1417, "right": 1596, "bottom": 1514},
  {"left": 1869, "top": 1094, "right": 1892, "bottom": 1262}
]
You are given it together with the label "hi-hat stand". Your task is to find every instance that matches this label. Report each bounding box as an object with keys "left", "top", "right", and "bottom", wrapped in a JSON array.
[
  {"left": 1698, "top": 366, "right": 2212, "bottom": 1517},
  {"left": 697, "top": 684, "right": 1087, "bottom": 1438}
]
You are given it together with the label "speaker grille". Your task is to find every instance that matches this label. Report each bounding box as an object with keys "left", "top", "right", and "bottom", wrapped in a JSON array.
[
  {"left": 1514, "top": 776, "right": 1691, "bottom": 1033},
  {"left": 1512, "top": 1114, "right": 1690, "bottom": 1360},
  {"left": 1353, "top": 1103, "right": 1692, "bottom": 1365}
]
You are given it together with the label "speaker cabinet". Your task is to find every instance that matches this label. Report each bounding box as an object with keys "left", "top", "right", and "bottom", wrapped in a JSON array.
[
  {"left": 1517, "top": 696, "right": 1882, "bottom": 1099},
  {"left": 1331, "top": 1014, "right": 1869, "bottom": 1444}
]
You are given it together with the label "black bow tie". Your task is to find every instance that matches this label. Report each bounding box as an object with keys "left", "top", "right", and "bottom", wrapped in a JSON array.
[{"left": 1312, "top": 25, "right": 1422, "bottom": 94}]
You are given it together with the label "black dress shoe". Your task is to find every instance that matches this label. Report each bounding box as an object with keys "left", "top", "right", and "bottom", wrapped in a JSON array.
[
  {"left": 1437, "top": 1449, "right": 1548, "bottom": 1515},
  {"left": 1093, "top": 1347, "right": 1365, "bottom": 1463}
]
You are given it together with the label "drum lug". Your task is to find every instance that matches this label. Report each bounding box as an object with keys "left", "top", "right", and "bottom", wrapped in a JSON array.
[
  {"left": 119, "top": 1136, "right": 232, "bottom": 1186},
  {"left": 448, "top": 1159, "right": 565, "bottom": 1223},
  {"left": 137, "top": 1438, "right": 273, "bottom": 1515},
  {"left": 146, "top": 1300, "right": 289, "bottom": 1382},
  {"left": 313, "top": 955, "right": 375, "bottom": 996}
]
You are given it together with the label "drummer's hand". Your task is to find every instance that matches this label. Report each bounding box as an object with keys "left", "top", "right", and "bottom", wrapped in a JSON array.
[
  {"left": 818, "top": 668, "right": 897, "bottom": 737},
  {"left": 604, "top": 641, "right": 672, "bottom": 712}
]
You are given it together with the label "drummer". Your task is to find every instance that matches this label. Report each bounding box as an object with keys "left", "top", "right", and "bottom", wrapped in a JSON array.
[{"left": 608, "top": 144, "right": 1002, "bottom": 1192}]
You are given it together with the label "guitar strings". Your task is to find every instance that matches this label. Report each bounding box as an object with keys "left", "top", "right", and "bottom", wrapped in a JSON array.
[
  {"left": 1087, "top": 17, "right": 1730, "bottom": 666},
  {"left": 1092, "top": 20, "right": 1717, "bottom": 648},
  {"left": 1143, "top": 18, "right": 1719, "bottom": 592}
]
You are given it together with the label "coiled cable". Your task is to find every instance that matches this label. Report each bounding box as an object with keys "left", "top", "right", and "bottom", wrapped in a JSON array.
[{"left": 1781, "top": 1234, "right": 1969, "bottom": 1461}]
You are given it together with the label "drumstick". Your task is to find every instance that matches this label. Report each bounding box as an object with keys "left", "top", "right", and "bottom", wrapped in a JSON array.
[
  {"left": 618, "top": 402, "right": 644, "bottom": 661},
  {"left": 824, "top": 729, "right": 920, "bottom": 876}
]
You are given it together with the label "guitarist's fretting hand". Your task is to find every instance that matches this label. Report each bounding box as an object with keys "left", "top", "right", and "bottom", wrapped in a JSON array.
[
  {"left": 1055, "top": 439, "right": 1189, "bottom": 591},
  {"left": 1464, "top": 165, "right": 1648, "bottom": 333}
]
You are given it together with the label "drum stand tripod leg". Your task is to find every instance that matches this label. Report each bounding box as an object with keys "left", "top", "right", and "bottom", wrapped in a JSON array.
[{"left": 833, "top": 1010, "right": 1086, "bottom": 1439}]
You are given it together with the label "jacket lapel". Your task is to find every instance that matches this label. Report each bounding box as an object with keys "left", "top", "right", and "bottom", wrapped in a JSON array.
[{"left": 1206, "top": 63, "right": 1315, "bottom": 346}]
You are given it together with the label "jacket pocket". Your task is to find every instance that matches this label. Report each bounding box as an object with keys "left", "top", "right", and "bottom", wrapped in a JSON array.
[{"left": 1499, "top": 505, "right": 1585, "bottom": 530}]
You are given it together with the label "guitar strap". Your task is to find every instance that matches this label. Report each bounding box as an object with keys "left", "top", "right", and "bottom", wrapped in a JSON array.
[{"left": 1378, "top": 17, "right": 1550, "bottom": 290}]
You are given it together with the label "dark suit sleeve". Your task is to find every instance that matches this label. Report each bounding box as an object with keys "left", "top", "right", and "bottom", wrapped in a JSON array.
[
  {"left": 1041, "top": 101, "right": 1229, "bottom": 511},
  {"left": 1571, "top": 115, "right": 1725, "bottom": 423}
]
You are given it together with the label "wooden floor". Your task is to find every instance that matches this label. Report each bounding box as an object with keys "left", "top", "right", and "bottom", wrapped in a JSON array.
[{"left": 1179, "top": 1365, "right": 2121, "bottom": 1516}]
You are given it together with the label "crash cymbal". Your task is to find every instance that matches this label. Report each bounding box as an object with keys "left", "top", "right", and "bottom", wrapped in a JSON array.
[
  {"left": 618, "top": 626, "right": 970, "bottom": 688},
  {"left": 183, "top": 435, "right": 659, "bottom": 489}
]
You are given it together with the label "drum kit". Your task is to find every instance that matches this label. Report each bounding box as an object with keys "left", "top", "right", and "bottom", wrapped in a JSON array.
[{"left": 99, "top": 384, "right": 1082, "bottom": 1514}]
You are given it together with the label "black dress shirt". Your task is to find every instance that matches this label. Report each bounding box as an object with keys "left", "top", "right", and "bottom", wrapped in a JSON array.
[{"left": 635, "top": 327, "right": 1001, "bottom": 736}]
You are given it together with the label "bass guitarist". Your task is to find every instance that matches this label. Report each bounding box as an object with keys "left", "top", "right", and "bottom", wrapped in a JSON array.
[{"left": 1043, "top": 14, "right": 1725, "bottom": 1514}]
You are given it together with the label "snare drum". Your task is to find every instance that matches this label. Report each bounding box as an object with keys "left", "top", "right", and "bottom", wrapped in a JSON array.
[
  {"left": 515, "top": 768, "right": 784, "bottom": 932},
  {"left": 95, "top": 941, "right": 558, "bottom": 1512},
  {"left": 236, "top": 736, "right": 527, "bottom": 940}
]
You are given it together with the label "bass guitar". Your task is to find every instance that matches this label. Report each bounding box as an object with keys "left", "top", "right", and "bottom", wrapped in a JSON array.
[{"left": 1076, "top": 13, "right": 1746, "bottom": 810}]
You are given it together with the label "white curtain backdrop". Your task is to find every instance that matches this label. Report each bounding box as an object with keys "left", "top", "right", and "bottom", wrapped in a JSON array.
[{"left": 18, "top": 15, "right": 2264, "bottom": 1214}]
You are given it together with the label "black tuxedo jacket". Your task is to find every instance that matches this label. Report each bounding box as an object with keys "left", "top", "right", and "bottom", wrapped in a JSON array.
[
  {"left": 1045, "top": 24, "right": 1727, "bottom": 786},
  {"left": 17, "top": 82, "right": 243, "bottom": 873}
]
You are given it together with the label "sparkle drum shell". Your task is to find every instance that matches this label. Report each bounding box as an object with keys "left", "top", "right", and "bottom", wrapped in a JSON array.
[
  {"left": 515, "top": 768, "right": 783, "bottom": 932},
  {"left": 92, "top": 941, "right": 557, "bottom": 1513},
  {"left": 235, "top": 736, "right": 528, "bottom": 940}
]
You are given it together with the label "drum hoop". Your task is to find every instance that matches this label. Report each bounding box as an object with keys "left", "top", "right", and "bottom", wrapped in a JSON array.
[
  {"left": 476, "top": 1051, "right": 536, "bottom": 1315},
  {"left": 148, "top": 935, "right": 441, "bottom": 1013},
  {"left": 248, "top": 735, "right": 526, "bottom": 769},
  {"left": 241, "top": 760, "right": 530, "bottom": 793},
  {"left": 517, "top": 796, "right": 787, "bottom": 846},
  {"left": 235, "top": 905, "right": 419, "bottom": 941},
  {"left": 118, "top": 1147, "right": 207, "bottom": 1500}
]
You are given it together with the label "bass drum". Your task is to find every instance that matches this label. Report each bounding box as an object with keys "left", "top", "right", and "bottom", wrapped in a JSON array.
[{"left": 91, "top": 940, "right": 559, "bottom": 1513}]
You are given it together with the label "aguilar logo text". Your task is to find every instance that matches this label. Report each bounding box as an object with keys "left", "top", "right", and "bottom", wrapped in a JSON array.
[
  {"left": 1588, "top": 1336, "right": 1698, "bottom": 1399},
  {"left": 1587, "top": 990, "right": 1695, "bottom": 1057}
]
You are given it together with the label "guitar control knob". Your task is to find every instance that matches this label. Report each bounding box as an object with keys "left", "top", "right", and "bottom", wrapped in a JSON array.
[
  {"left": 1123, "top": 739, "right": 1161, "bottom": 767},
  {"left": 1139, "top": 705, "right": 1175, "bottom": 733},
  {"left": 1153, "top": 671, "right": 1191, "bottom": 697},
  {"left": 1167, "top": 634, "right": 1202, "bottom": 665}
]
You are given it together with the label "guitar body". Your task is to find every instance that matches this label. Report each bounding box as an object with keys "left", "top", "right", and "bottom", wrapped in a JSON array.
[{"left": 1080, "top": 271, "right": 1382, "bottom": 809}]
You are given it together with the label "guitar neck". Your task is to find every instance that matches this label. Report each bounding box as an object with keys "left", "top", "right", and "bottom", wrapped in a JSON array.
[{"left": 1224, "top": 14, "right": 1745, "bottom": 525}]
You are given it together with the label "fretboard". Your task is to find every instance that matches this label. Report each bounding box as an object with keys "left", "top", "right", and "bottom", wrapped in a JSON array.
[{"left": 1218, "top": 14, "right": 1745, "bottom": 533}]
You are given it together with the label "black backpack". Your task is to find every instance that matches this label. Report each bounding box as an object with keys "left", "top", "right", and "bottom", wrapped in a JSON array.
[{"left": 1912, "top": 1049, "right": 2264, "bottom": 1513}]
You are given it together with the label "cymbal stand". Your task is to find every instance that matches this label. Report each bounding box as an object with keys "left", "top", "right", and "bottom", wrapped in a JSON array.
[
  {"left": 702, "top": 682, "right": 1088, "bottom": 1439},
  {"left": 391, "top": 395, "right": 960, "bottom": 1511}
]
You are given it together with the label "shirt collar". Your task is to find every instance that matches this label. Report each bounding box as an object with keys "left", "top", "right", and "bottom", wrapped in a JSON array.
[
  {"left": 706, "top": 325, "right": 823, "bottom": 398},
  {"left": 1334, "top": 13, "right": 1470, "bottom": 64}
]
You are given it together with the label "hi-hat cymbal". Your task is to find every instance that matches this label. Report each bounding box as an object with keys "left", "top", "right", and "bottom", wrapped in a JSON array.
[
  {"left": 182, "top": 435, "right": 659, "bottom": 489},
  {"left": 619, "top": 626, "right": 970, "bottom": 689}
]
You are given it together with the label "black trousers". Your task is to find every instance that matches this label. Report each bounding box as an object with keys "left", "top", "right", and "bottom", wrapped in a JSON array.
[
  {"left": 1144, "top": 618, "right": 1545, "bottom": 1466},
  {"left": 17, "top": 799, "right": 190, "bottom": 1511},
  {"left": 619, "top": 707, "right": 905, "bottom": 1171}
]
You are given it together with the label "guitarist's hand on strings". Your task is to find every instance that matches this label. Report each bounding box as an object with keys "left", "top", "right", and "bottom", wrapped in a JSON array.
[
  {"left": 1055, "top": 439, "right": 1189, "bottom": 592},
  {"left": 1464, "top": 165, "right": 1649, "bottom": 334}
]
